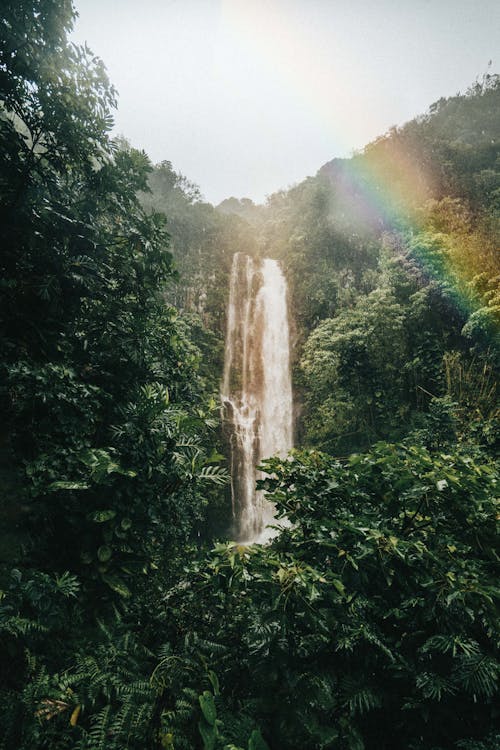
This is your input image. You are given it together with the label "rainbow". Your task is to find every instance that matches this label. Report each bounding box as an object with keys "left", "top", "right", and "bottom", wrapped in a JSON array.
[
  {"left": 218, "top": 1, "right": 498, "bottom": 337},
  {"left": 319, "top": 145, "right": 499, "bottom": 331}
]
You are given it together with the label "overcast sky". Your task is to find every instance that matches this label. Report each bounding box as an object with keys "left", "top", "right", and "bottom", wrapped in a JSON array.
[{"left": 71, "top": 0, "right": 500, "bottom": 205}]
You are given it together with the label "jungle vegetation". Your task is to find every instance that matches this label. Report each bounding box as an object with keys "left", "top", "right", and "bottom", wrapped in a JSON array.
[{"left": 0, "top": 2, "right": 498, "bottom": 749}]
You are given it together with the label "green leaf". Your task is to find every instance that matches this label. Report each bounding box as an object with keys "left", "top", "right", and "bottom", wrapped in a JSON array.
[
  {"left": 332, "top": 578, "right": 346, "bottom": 595},
  {"left": 248, "top": 729, "right": 270, "bottom": 750},
  {"left": 48, "top": 481, "right": 89, "bottom": 491},
  {"left": 89, "top": 510, "right": 116, "bottom": 523},
  {"left": 199, "top": 691, "right": 217, "bottom": 725},
  {"left": 97, "top": 545, "right": 112, "bottom": 562},
  {"left": 198, "top": 720, "right": 217, "bottom": 750},
  {"left": 198, "top": 465, "right": 230, "bottom": 485},
  {"left": 208, "top": 670, "right": 220, "bottom": 696},
  {"left": 101, "top": 574, "right": 131, "bottom": 598}
]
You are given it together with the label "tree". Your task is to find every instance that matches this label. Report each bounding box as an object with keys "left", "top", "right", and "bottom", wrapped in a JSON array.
[{"left": 0, "top": 4, "right": 226, "bottom": 746}]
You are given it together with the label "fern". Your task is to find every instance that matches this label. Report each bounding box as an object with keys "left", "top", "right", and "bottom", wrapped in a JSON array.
[
  {"left": 416, "top": 671, "right": 458, "bottom": 701},
  {"left": 340, "top": 676, "right": 382, "bottom": 715},
  {"left": 88, "top": 705, "right": 112, "bottom": 750},
  {"left": 455, "top": 654, "right": 499, "bottom": 697},
  {"left": 421, "top": 634, "right": 481, "bottom": 657}
]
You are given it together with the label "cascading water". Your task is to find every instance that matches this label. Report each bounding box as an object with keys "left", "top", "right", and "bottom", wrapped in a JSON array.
[{"left": 221, "top": 252, "right": 293, "bottom": 543}]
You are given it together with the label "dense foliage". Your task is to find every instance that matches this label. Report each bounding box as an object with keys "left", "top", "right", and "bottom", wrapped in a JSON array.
[
  {"left": 0, "top": 2, "right": 498, "bottom": 749},
  {"left": 258, "top": 77, "right": 500, "bottom": 454},
  {"left": 161, "top": 444, "right": 499, "bottom": 750},
  {"left": 0, "top": 2, "right": 226, "bottom": 746}
]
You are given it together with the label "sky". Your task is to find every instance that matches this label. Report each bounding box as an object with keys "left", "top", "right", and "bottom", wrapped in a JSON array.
[{"left": 71, "top": 0, "right": 500, "bottom": 205}]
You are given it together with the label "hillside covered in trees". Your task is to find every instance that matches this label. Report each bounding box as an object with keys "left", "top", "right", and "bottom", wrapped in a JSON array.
[{"left": 0, "top": 2, "right": 498, "bottom": 749}]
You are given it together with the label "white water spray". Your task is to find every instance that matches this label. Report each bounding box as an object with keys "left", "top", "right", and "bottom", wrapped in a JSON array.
[{"left": 221, "top": 253, "right": 293, "bottom": 542}]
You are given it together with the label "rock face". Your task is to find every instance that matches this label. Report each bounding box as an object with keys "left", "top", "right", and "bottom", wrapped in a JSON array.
[{"left": 222, "top": 252, "right": 293, "bottom": 542}]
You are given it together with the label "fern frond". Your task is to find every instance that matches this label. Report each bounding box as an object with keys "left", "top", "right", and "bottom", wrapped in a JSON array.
[{"left": 455, "top": 654, "right": 499, "bottom": 697}]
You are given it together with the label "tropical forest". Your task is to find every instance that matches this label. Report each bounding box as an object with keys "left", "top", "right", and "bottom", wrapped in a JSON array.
[{"left": 0, "top": 2, "right": 499, "bottom": 749}]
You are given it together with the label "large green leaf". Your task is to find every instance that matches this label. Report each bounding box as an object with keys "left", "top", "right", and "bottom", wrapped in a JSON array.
[
  {"left": 248, "top": 729, "right": 270, "bottom": 750},
  {"left": 199, "top": 691, "right": 217, "bottom": 726}
]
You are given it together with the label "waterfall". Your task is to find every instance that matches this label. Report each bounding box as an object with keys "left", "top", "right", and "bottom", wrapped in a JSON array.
[{"left": 221, "top": 252, "right": 293, "bottom": 543}]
